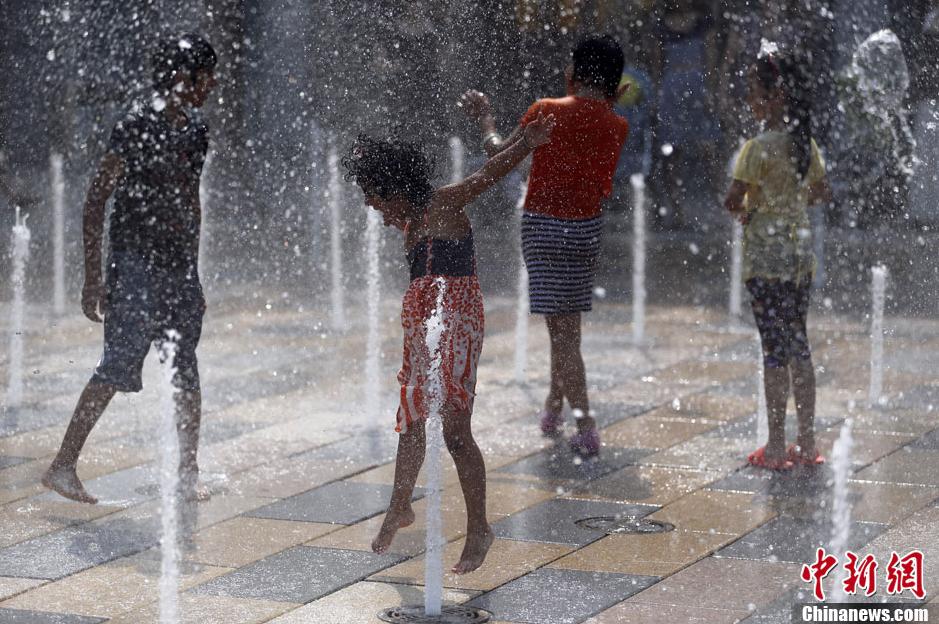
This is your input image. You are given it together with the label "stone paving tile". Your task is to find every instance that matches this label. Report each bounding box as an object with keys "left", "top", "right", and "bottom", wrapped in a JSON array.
[
  {"left": 569, "top": 465, "right": 720, "bottom": 506},
  {"left": 649, "top": 489, "right": 775, "bottom": 535},
  {"left": 192, "top": 546, "right": 404, "bottom": 603},
  {"left": 497, "top": 444, "right": 653, "bottom": 483},
  {"left": 371, "top": 538, "right": 573, "bottom": 591},
  {"left": 855, "top": 448, "right": 939, "bottom": 486},
  {"left": 625, "top": 556, "right": 800, "bottom": 612},
  {"left": 465, "top": 567, "right": 658, "bottom": 624},
  {"left": 0, "top": 406, "right": 64, "bottom": 438},
  {"left": 36, "top": 464, "right": 156, "bottom": 507},
  {"left": 585, "top": 602, "right": 751, "bottom": 623},
  {"left": 909, "top": 427, "right": 939, "bottom": 450},
  {"left": 549, "top": 529, "right": 735, "bottom": 577},
  {"left": 0, "top": 578, "right": 44, "bottom": 602},
  {"left": 265, "top": 581, "right": 478, "bottom": 624},
  {"left": 0, "top": 515, "right": 158, "bottom": 579},
  {"left": 179, "top": 517, "right": 336, "bottom": 568},
  {"left": 0, "top": 500, "right": 122, "bottom": 549},
  {"left": 0, "top": 609, "right": 106, "bottom": 624},
  {"left": 0, "top": 552, "right": 230, "bottom": 618},
  {"left": 246, "top": 481, "right": 423, "bottom": 525},
  {"left": 491, "top": 498, "right": 658, "bottom": 546},
  {"left": 640, "top": 434, "right": 751, "bottom": 473},
  {"left": 717, "top": 516, "right": 889, "bottom": 563},
  {"left": 106, "top": 594, "right": 297, "bottom": 624},
  {"left": 858, "top": 506, "right": 939, "bottom": 598},
  {"left": 0, "top": 457, "right": 28, "bottom": 471},
  {"left": 601, "top": 413, "right": 716, "bottom": 449}
]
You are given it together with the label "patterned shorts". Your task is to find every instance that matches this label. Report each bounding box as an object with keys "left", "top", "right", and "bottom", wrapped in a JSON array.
[
  {"left": 747, "top": 277, "right": 812, "bottom": 369},
  {"left": 396, "top": 275, "right": 485, "bottom": 433}
]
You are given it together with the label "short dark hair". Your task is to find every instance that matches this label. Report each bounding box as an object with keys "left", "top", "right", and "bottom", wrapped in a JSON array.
[
  {"left": 751, "top": 51, "right": 814, "bottom": 179},
  {"left": 342, "top": 134, "right": 436, "bottom": 208},
  {"left": 152, "top": 33, "right": 217, "bottom": 91},
  {"left": 571, "top": 35, "right": 625, "bottom": 99}
]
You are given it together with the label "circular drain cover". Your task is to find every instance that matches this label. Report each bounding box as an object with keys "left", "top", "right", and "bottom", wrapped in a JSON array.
[
  {"left": 576, "top": 515, "right": 675, "bottom": 534},
  {"left": 378, "top": 605, "right": 491, "bottom": 623}
]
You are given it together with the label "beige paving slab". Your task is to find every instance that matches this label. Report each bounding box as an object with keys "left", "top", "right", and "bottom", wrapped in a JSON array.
[
  {"left": 857, "top": 506, "right": 939, "bottom": 599},
  {"left": 648, "top": 489, "right": 775, "bottom": 535},
  {"left": 855, "top": 449, "right": 939, "bottom": 486},
  {"left": 222, "top": 454, "right": 360, "bottom": 500},
  {"left": 0, "top": 498, "right": 122, "bottom": 548},
  {"left": 265, "top": 581, "right": 478, "bottom": 623},
  {"left": 585, "top": 602, "right": 751, "bottom": 624},
  {"left": 602, "top": 413, "right": 717, "bottom": 450},
  {"left": 549, "top": 529, "right": 734, "bottom": 577},
  {"left": 568, "top": 465, "right": 720, "bottom": 506},
  {"left": 370, "top": 538, "right": 572, "bottom": 592},
  {"left": 626, "top": 556, "right": 801, "bottom": 612},
  {"left": 815, "top": 430, "right": 916, "bottom": 468},
  {"left": 0, "top": 552, "right": 231, "bottom": 618},
  {"left": 107, "top": 594, "right": 297, "bottom": 624},
  {"left": 641, "top": 435, "right": 750, "bottom": 474},
  {"left": 182, "top": 517, "right": 336, "bottom": 568},
  {"left": 0, "top": 577, "right": 45, "bottom": 602}
]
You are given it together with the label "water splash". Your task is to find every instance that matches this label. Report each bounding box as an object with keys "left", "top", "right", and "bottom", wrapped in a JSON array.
[
  {"left": 869, "top": 265, "right": 887, "bottom": 406},
  {"left": 364, "top": 207, "right": 382, "bottom": 419},
  {"left": 6, "top": 208, "right": 31, "bottom": 409},
  {"left": 448, "top": 136, "right": 464, "bottom": 185},
  {"left": 423, "top": 278, "right": 447, "bottom": 617},
  {"left": 828, "top": 416, "right": 855, "bottom": 603},
  {"left": 756, "top": 331, "right": 768, "bottom": 447},
  {"left": 198, "top": 150, "right": 213, "bottom": 286},
  {"left": 514, "top": 181, "right": 528, "bottom": 385},
  {"left": 328, "top": 142, "right": 345, "bottom": 331},
  {"left": 729, "top": 221, "right": 743, "bottom": 318},
  {"left": 158, "top": 331, "right": 181, "bottom": 624},
  {"left": 630, "top": 174, "right": 646, "bottom": 344},
  {"left": 50, "top": 153, "right": 66, "bottom": 316}
]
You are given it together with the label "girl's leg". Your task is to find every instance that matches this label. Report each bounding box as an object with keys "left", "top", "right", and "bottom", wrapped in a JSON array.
[
  {"left": 790, "top": 356, "right": 816, "bottom": 454},
  {"left": 372, "top": 420, "right": 425, "bottom": 554},
  {"left": 442, "top": 409, "right": 493, "bottom": 574},
  {"left": 749, "top": 278, "right": 788, "bottom": 461},
  {"left": 763, "top": 365, "right": 789, "bottom": 460}
]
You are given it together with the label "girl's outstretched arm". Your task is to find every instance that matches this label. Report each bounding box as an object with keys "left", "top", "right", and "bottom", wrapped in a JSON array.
[
  {"left": 460, "top": 90, "right": 524, "bottom": 158},
  {"left": 434, "top": 112, "right": 555, "bottom": 211}
]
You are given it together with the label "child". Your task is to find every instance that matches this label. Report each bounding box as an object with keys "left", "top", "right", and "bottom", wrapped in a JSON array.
[
  {"left": 342, "top": 112, "right": 555, "bottom": 574},
  {"left": 723, "top": 51, "right": 831, "bottom": 470},
  {"left": 462, "top": 35, "right": 629, "bottom": 457},
  {"left": 42, "top": 33, "right": 218, "bottom": 503}
]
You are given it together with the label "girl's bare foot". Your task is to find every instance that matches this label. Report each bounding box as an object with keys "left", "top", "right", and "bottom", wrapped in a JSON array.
[
  {"left": 42, "top": 465, "right": 98, "bottom": 504},
  {"left": 371, "top": 505, "right": 416, "bottom": 554},
  {"left": 452, "top": 527, "right": 494, "bottom": 575}
]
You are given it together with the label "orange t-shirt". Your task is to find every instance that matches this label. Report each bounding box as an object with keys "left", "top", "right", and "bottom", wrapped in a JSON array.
[{"left": 520, "top": 96, "right": 629, "bottom": 220}]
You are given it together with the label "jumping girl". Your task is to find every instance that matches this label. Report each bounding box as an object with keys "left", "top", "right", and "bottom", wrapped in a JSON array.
[{"left": 342, "top": 112, "right": 555, "bottom": 573}]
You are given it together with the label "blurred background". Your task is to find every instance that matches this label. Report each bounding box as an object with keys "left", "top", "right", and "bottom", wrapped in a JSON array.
[{"left": 1, "top": 0, "right": 938, "bottom": 316}]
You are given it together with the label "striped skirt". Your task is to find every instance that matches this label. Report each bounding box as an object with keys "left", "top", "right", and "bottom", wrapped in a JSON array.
[{"left": 521, "top": 212, "right": 603, "bottom": 315}]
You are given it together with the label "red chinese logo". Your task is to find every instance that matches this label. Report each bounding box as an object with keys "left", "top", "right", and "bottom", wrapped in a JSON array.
[
  {"left": 886, "top": 550, "right": 925, "bottom": 599},
  {"left": 801, "top": 547, "right": 838, "bottom": 601},
  {"left": 842, "top": 551, "right": 878, "bottom": 596}
]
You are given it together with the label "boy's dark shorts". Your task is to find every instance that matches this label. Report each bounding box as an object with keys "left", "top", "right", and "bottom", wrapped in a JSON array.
[
  {"left": 746, "top": 276, "right": 812, "bottom": 369},
  {"left": 91, "top": 253, "right": 205, "bottom": 393}
]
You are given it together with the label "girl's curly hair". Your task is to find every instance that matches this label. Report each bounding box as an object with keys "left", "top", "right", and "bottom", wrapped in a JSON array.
[{"left": 342, "top": 134, "right": 436, "bottom": 209}]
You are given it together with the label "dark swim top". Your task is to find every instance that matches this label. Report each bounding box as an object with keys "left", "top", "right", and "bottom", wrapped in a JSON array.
[{"left": 407, "top": 234, "right": 476, "bottom": 281}]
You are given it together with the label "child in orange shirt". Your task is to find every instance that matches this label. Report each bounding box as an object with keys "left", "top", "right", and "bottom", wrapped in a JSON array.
[{"left": 462, "top": 35, "right": 629, "bottom": 457}]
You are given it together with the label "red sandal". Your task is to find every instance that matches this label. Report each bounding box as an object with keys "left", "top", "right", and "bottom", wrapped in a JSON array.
[
  {"left": 747, "top": 446, "right": 794, "bottom": 471},
  {"left": 787, "top": 444, "right": 826, "bottom": 466}
]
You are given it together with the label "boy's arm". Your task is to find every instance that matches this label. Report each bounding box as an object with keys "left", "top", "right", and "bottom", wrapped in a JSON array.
[
  {"left": 434, "top": 112, "right": 555, "bottom": 210},
  {"left": 82, "top": 152, "right": 123, "bottom": 322}
]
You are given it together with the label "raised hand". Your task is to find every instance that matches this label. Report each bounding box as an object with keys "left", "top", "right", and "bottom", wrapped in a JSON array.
[
  {"left": 459, "top": 90, "right": 491, "bottom": 121},
  {"left": 523, "top": 111, "right": 556, "bottom": 148}
]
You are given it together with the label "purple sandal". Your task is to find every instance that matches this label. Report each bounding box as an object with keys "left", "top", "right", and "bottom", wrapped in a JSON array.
[
  {"left": 569, "top": 428, "right": 601, "bottom": 458},
  {"left": 539, "top": 410, "right": 565, "bottom": 438}
]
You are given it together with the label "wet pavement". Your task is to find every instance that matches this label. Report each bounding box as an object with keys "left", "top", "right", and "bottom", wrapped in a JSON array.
[{"left": 1, "top": 289, "right": 938, "bottom": 623}]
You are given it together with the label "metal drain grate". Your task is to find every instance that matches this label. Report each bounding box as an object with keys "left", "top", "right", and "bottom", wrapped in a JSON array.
[
  {"left": 378, "top": 605, "right": 491, "bottom": 623},
  {"left": 576, "top": 515, "right": 675, "bottom": 534}
]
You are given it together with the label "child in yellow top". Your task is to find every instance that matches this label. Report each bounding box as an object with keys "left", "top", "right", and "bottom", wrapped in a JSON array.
[{"left": 724, "top": 51, "right": 831, "bottom": 470}]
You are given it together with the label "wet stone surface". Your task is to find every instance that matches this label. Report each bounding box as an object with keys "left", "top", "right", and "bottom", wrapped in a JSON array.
[
  {"left": 246, "top": 481, "right": 424, "bottom": 525},
  {"left": 491, "top": 498, "right": 659, "bottom": 546},
  {"left": 0, "top": 609, "right": 107, "bottom": 624},
  {"left": 717, "top": 517, "right": 889, "bottom": 563}
]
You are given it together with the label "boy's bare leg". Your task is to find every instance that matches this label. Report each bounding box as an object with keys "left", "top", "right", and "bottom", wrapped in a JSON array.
[
  {"left": 177, "top": 386, "right": 209, "bottom": 501},
  {"left": 444, "top": 412, "right": 493, "bottom": 575},
  {"left": 373, "top": 421, "right": 425, "bottom": 554},
  {"left": 42, "top": 381, "right": 117, "bottom": 504},
  {"left": 790, "top": 357, "right": 817, "bottom": 455},
  {"left": 547, "top": 314, "right": 594, "bottom": 434},
  {"left": 544, "top": 317, "right": 565, "bottom": 416},
  {"left": 763, "top": 366, "right": 789, "bottom": 460}
]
